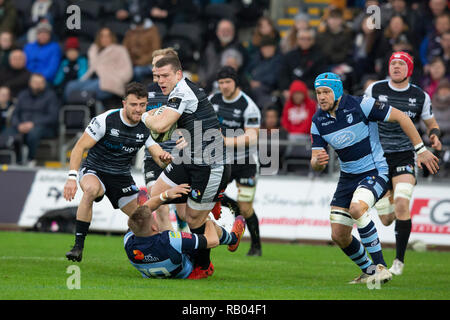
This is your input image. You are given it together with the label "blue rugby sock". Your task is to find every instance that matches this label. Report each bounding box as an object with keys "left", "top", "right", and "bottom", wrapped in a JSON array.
[
  {"left": 342, "top": 236, "right": 375, "bottom": 275},
  {"left": 219, "top": 226, "right": 238, "bottom": 245},
  {"left": 358, "top": 220, "right": 386, "bottom": 266}
]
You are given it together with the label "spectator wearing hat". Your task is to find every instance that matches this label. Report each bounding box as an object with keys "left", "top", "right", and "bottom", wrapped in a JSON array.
[
  {"left": 24, "top": 21, "right": 61, "bottom": 83},
  {"left": 54, "top": 37, "right": 88, "bottom": 99},
  {"left": 246, "top": 36, "right": 282, "bottom": 109}
]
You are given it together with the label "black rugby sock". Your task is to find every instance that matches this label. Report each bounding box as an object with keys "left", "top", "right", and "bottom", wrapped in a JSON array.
[
  {"left": 221, "top": 194, "right": 241, "bottom": 217},
  {"left": 395, "top": 219, "right": 412, "bottom": 263},
  {"left": 74, "top": 220, "right": 90, "bottom": 249},
  {"left": 246, "top": 211, "right": 261, "bottom": 248},
  {"left": 190, "top": 224, "right": 211, "bottom": 269}
]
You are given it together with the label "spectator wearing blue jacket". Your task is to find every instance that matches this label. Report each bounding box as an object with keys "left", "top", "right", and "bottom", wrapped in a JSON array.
[
  {"left": 53, "top": 37, "right": 88, "bottom": 98},
  {"left": 24, "top": 21, "right": 61, "bottom": 83},
  {"left": 7, "top": 73, "right": 59, "bottom": 165}
]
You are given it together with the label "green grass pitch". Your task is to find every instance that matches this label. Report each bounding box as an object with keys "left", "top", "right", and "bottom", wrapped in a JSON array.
[{"left": 1, "top": 231, "right": 449, "bottom": 300}]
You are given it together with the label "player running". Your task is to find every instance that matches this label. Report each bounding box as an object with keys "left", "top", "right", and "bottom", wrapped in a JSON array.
[
  {"left": 143, "top": 48, "right": 188, "bottom": 232},
  {"left": 366, "top": 51, "right": 442, "bottom": 276},
  {"left": 63, "top": 82, "right": 172, "bottom": 262},
  {"left": 124, "top": 192, "right": 245, "bottom": 279},
  {"left": 140, "top": 55, "right": 230, "bottom": 278},
  {"left": 209, "top": 66, "right": 263, "bottom": 256},
  {"left": 310, "top": 72, "right": 439, "bottom": 284}
]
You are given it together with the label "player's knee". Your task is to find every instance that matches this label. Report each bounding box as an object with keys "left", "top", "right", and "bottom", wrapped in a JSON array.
[
  {"left": 238, "top": 202, "right": 253, "bottom": 217},
  {"left": 394, "top": 198, "right": 410, "bottom": 219},
  {"left": 82, "top": 183, "right": 102, "bottom": 200},
  {"left": 379, "top": 213, "right": 395, "bottom": 226},
  {"left": 331, "top": 228, "right": 351, "bottom": 247},
  {"left": 348, "top": 202, "right": 367, "bottom": 219}
]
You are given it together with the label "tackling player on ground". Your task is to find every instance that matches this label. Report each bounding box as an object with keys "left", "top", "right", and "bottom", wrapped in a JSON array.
[
  {"left": 365, "top": 51, "right": 442, "bottom": 276},
  {"left": 125, "top": 189, "right": 245, "bottom": 279},
  {"left": 310, "top": 72, "right": 439, "bottom": 284}
]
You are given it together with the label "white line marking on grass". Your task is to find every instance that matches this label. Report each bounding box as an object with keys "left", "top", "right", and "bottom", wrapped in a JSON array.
[{"left": 0, "top": 256, "right": 65, "bottom": 261}]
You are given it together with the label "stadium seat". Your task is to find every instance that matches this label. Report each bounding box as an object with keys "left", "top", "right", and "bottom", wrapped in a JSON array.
[
  {"left": 163, "top": 23, "right": 203, "bottom": 69},
  {"left": 281, "top": 136, "right": 312, "bottom": 173},
  {"left": 0, "top": 149, "right": 16, "bottom": 165},
  {"left": 58, "top": 105, "right": 90, "bottom": 164}
]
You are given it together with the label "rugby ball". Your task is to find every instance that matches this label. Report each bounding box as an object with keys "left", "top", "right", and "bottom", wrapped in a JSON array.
[{"left": 150, "top": 106, "right": 177, "bottom": 143}]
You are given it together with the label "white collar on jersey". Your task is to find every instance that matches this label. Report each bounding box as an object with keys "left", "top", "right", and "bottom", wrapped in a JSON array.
[
  {"left": 222, "top": 90, "right": 242, "bottom": 104},
  {"left": 120, "top": 108, "right": 139, "bottom": 127},
  {"left": 388, "top": 79, "right": 410, "bottom": 92}
]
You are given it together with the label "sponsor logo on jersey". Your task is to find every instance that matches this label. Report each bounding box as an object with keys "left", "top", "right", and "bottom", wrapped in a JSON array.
[
  {"left": 408, "top": 98, "right": 416, "bottom": 106},
  {"left": 133, "top": 249, "right": 159, "bottom": 262},
  {"left": 191, "top": 189, "right": 201, "bottom": 200},
  {"left": 403, "top": 110, "right": 417, "bottom": 118},
  {"left": 331, "top": 131, "right": 356, "bottom": 149},
  {"left": 321, "top": 120, "right": 334, "bottom": 126}
]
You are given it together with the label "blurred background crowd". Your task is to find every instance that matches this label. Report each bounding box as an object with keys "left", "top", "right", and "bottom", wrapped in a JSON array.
[{"left": 0, "top": 0, "right": 448, "bottom": 177}]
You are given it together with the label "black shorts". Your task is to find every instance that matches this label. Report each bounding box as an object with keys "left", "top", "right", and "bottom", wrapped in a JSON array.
[
  {"left": 143, "top": 157, "right": 164, "bottom": 187},
  {"left": 79, "top": 166, "right": 139, "bottom": 209},
  {"left": 384, "top": 150, "right": 417, "bottom": 188},
  {"left": 228, "top": 163, "right": 257, "bottom": 187},
  {"left": 159, "top": 163, "right": 231, "bottom": 210}
]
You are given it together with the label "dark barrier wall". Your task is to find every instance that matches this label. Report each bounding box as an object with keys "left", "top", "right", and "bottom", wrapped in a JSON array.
[{"left": 0, "top": 169, "right": 36, "bottom": 224}]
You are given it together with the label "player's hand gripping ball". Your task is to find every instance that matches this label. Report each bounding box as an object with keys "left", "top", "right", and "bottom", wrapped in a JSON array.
[{"left": 150, "top": 106, "right": 177, "bottom": 143}]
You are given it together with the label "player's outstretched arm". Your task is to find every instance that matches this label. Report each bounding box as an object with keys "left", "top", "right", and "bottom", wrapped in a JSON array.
[
  {"left": 144, "top": 184, "right": 190, "bottom": 212},
  {"left": 388, "top": 108, "right": 439, "bottom": 174},
  {"left": 224, "top": 128, "right": 259, "bottom": 147},
  {"left": 63, "top": 132, "right": 97, "bottom": 201},
  {"left": 311, "top": 148, "right": 329, "bottom": 172}
]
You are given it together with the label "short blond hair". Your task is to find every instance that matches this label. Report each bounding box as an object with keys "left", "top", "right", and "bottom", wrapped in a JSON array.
[
  {"left": 152, "top": 47, "right": 178, "bottom": 59},
  {"left": 128, "top": 206, "right": 152, "bottom": 235}
]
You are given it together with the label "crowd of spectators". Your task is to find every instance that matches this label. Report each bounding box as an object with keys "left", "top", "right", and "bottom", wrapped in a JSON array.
[{"left": 0, "top": 0, "right": 448, "bottom": 175}]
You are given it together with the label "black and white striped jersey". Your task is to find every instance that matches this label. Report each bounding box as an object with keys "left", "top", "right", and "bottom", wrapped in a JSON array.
[
  {"left": 209, "top": 90, "right": 261, "bottom": 163},
  {"left": 364, "top": 80, "right": 433, "bottom": 153},
  {"left": 84, "top": 108, "right": 155, "bottom": 175},
  {"left": 166, "top": 78, "right": 225, "bottom": 166},
  {"left": 144, "top": 82, "right": 176, "bottom": 160}
]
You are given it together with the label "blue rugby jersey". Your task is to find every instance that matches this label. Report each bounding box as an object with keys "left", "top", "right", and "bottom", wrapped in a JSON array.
[
  {"left": 124, "top": 230, "right": 201, "bottom": 279},
  {"left": 310, "top": 94, "right": 392, "bottom": 175}
]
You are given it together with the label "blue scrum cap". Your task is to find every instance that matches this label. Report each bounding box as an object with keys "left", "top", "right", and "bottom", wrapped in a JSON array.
[{"left": 314, "top": 72, "right": 343, "bottom": 101}]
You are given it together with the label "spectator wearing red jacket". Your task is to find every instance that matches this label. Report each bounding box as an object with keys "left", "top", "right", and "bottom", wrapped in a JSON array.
[{"left": 281, "top": 80, "right": 316, "bottom": 137}]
